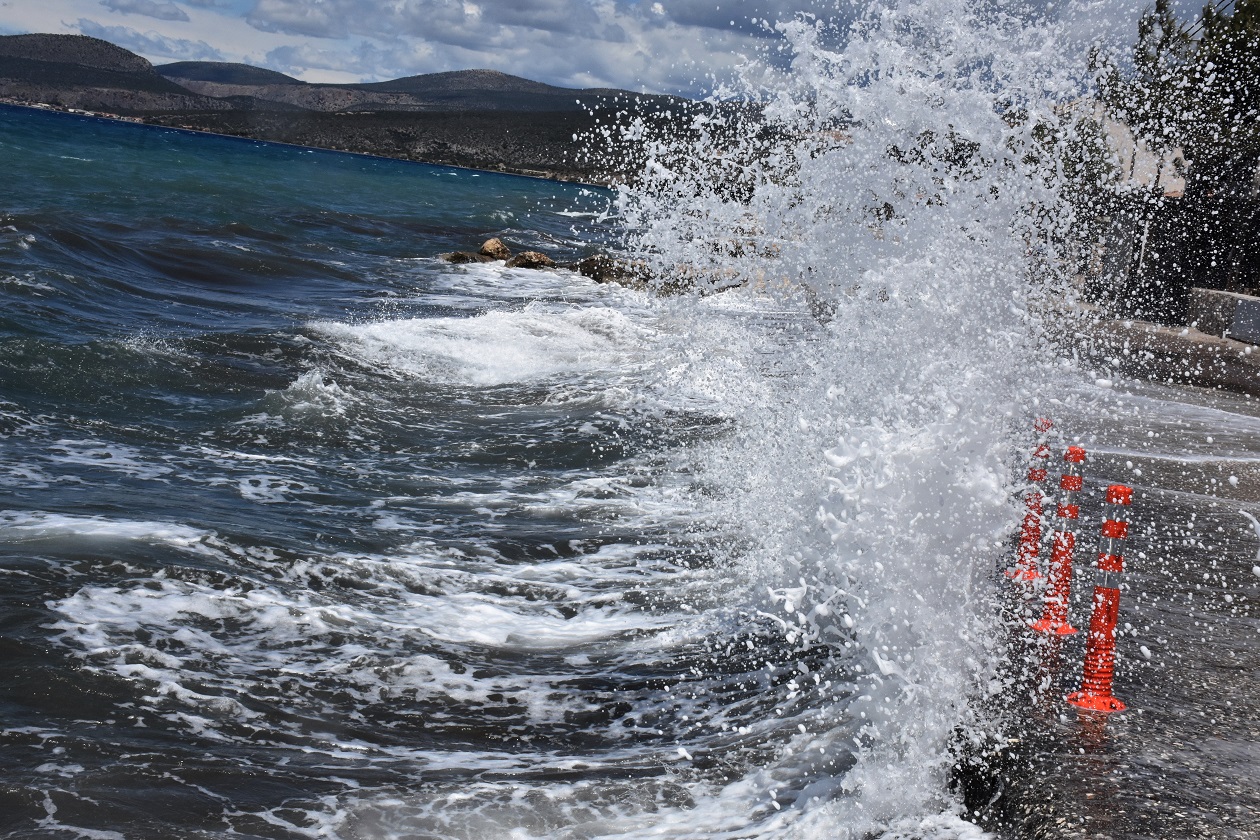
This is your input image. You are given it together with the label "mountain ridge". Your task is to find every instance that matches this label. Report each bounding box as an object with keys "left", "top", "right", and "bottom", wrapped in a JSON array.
[
  {"left": 156, "top": 60, "right": 303, "bottom": 86},
  {"left": 0, "top": 33, "right": 701, "bottom": 182},
  {"left": 0, "top": 33, "right": 152, "bottom": 73},
  {"left": 156, "top": 62, "right": 674, "bottom": 113}
]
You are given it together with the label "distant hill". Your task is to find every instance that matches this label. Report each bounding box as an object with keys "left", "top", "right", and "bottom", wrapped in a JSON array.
[
  {"left": 157, "top": 61, "right": 303, "bottom": 86},
  {"left": 0, "top": 32, "right": 702, "bottom": 182},
  {"left": 363, "top": 69, "right": 576, "bottom": 95},
  {"left": 0, "top": 33, "right": 150, "bottom": 73},
  {"left": 158, "top": 63, "right": 677, "bottom": 114},
  {"left": 353, "top": 69, "right": 665, "bottom": 112},
  {"left": 0, "top": 34, "right": 229, "bottom": 113}
]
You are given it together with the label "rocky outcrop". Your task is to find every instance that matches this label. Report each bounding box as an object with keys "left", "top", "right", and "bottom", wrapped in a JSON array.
[
  {"left": 478, "top": 238, "right": 512, "bottom": 260},
  {"left": 575, "top": 255, "right": 650, "bottom": 286},
  {"left": 505, "top": 251, "right": 556, "bottom": 269},
  {"left": 440, "top": 251, "right": 495, "bottom": 264},
  {"left": 440, "top": 239, "right": 518, "bottom": 264}
]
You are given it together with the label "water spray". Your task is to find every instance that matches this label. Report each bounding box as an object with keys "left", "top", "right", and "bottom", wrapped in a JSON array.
[{"left": 1008, "top": 417, "right": 1053, "bottom": 582}]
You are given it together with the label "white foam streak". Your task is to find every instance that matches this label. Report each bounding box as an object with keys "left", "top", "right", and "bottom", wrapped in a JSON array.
[
  {"left": 0, "top": 511, "right": 212, "bottom": 549},
  {"left": 313, "top": 304, "right": 652, "bottom": 387}
]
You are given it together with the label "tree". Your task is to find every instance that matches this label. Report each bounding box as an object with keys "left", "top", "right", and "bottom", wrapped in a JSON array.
[
  {"left": 1101, "top": 0, "right": 1195, "bottom": 175},
  {"left": 1100, "top": 0, "right": 1260, "bottom": 300},
  {"left": 1180, "top": 0, "right": 1260, "bottom": 185}
]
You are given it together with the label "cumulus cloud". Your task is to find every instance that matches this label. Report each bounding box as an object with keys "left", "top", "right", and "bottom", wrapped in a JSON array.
[
  {"left": 264, "top": 40, "right": 388, "bottom": 76},
  {"left": 245, "top": 0, "right": 341, "bottom": 38},
  {"left": 245, "top": 0, "right": 610, "bottom": 46},
  {"left": 641, "top": 0, "right": 844, "bottom": 35},
  {"left": 100, "top": 0, "right": 191, "bottom": 22},
  {"left": 74, "top": 18, "right": 225, "bottom": 60},
  {"left": 236, "top": 0, "right": 819, "bottom": 92},
  {"left": 243, "top": 0, "right": 838, "bottom": 44},
  {"left": 26, "top": 0, "right": 1167, "bottom": 98}
]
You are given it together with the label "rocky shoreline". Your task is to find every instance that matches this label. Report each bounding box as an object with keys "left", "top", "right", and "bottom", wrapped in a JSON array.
[
  {"left": 0, "top": 95, "right": 630, "bottom": 185},
  {"left": 447, "top": 233, "right": 1260, "bottom": 402}
]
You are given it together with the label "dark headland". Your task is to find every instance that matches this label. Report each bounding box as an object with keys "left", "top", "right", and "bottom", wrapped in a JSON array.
[{"left": 0, "top": 33, "right": 704, "bottom": 184}]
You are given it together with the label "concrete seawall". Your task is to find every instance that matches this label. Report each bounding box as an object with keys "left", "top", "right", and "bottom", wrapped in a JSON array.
[{"left": 1068, "top": 301, "right": 1260, "bottom": 399}]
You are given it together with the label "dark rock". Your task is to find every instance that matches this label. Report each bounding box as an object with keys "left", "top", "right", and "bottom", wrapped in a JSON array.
[
  {"left": 575, "top": 255, "right": 646, "bottom": 284},
  {"left": 479, "top": 238, "right": 512, "bottom": 260},
  {"left": 505, "top": 251, "right": 555, "bottom": 269},
  {"left": 441, "top": 251, "right": 494, "bottom": 264}
]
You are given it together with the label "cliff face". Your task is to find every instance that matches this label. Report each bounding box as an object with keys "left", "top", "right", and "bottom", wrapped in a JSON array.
[{"left": 0, "top": 33, "right": 693, "bottom": 182}]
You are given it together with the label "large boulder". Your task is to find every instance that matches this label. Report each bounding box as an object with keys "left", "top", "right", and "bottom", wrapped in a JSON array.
[
  {"left": 478, "top": 238, "right": 512, "bottom": 260},
  {"left": 505, "top": 251, "right": 555, "bottom": 269}
]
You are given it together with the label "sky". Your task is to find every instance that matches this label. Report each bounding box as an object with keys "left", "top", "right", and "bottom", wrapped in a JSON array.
[{"left": 0, "top": 0, "right": 1209, "bottom": 95}]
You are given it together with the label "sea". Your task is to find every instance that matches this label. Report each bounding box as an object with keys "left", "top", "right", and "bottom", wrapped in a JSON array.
[{"left": 1, "top": 3, "right": 1258, "bottom": 838}]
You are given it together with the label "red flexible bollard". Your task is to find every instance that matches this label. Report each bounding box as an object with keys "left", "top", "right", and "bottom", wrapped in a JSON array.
[
  {"left": 1067, "top": 484, "right": 1134, "bottom": 713},
  {"left": 1008, "top": 417, "right": 1053, "bottom": 581},
  {"left": 1031, "top": 445, "right": 1086, "bottom": 635}
]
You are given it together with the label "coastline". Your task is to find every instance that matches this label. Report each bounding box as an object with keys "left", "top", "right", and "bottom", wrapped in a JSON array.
[
  {"left": 0, "top": 98, "right": 617, "bottom": 189},
  {"left": 11, "top": 99, "right": 1256, "bottom": 403}
]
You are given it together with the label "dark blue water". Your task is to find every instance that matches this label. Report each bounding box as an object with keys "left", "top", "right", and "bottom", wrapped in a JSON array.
[{"left": 1, "top": 105, "right": 799, "bottom": 838}]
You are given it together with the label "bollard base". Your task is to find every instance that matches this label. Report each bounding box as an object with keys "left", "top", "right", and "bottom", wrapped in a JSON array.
[
  {"left": 1066, "top": 690, "right": 1126, "bottom": 713},
  {"left": 1030, "top": 618, "right": 1078, "bottom": 635}
]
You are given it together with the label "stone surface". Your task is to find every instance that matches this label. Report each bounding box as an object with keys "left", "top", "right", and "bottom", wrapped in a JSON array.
[
  {"left": 1186, "top": 287, "right": 1260, "bottom": 346},
  {"left": 505, "top": 251, "right": 555, "bottom": 269},
  {"left": 479, "top": 238, "right": 512, "bottom": 260},
  {"left": 1228, "top": 298, "right": 1260, "bottom": 345},
  {"left": 575, "top": 255, "right": 648, "bottom": 285},
  {"left": 1068, "top": 305, "right": 1260, "bottom": 396},
  {"left": 441, "top": 251, "right": 494, "bottom": 264}
]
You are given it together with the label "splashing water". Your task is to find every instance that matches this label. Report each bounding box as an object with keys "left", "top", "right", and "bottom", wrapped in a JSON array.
[
  {"left": 600, "top": 0, "right": 1092, "bottom": 834},
  {"left": 0, "top": 3, "right": 1137, "bottom": 839}
]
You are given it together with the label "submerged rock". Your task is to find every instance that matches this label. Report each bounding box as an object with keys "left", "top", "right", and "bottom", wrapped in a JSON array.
[
  {"left": 479, "top": 238, "right": 512, "bottom": 260},
  {"left": 572, "top": 254, "right": 746, "bottom": 296},
  {"left": 574, "top": 254, "right": 649, "bottom": 286},
  {"left": 441, "top": 251, "right": 494, "bottom": 264},
  {"left": 505, "top": 251, "right": 555, "bottom": 269}
]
